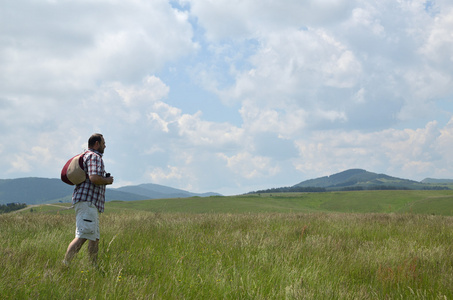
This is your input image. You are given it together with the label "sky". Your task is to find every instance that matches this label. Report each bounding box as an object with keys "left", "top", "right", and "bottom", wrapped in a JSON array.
[{"left": 1, "top": 0, "right": 453, "bottom": 195}]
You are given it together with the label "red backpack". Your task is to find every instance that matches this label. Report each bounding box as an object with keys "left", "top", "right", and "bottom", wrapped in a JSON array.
[{"left": 61, "top": 152, "right": 88, "bottom": 185}]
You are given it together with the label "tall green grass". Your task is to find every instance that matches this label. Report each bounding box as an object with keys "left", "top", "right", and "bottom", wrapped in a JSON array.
[
  {"left": 1, "top": 206, "right": 453, "bottom": 299},
  {"left": 107, "top": 190, "right": 453, "bottom": 215}
]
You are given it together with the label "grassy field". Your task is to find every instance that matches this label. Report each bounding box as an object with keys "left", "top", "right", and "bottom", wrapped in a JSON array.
[
  {"left": 105, "top": 190, "right": 453, "bottom": 215},
  {"left": 1, "top": 191, "right": 453, "bottom": 299}
]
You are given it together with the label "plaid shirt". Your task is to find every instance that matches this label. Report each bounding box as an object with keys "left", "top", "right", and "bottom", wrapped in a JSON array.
[{"left": 72, "top": 149, "right": 106, "bottom": 213}]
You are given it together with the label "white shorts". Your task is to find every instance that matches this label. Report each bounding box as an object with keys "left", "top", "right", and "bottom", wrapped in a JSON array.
[{"left": 75, "top": 201, "right": 100, "bottom": 241}]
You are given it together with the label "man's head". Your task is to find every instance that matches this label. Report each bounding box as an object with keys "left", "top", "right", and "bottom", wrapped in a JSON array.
[{"left": 88, "top": 133, "right": 106, "bottom": 154}]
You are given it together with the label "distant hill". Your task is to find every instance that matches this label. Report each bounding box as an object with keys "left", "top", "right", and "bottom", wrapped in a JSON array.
[
  {"left": 421, "top": 178, "right": 453, "bottom": 184},
  {"left": 294, "top": 169, "right": 452, "bottom": 190},
  {"left": 0, "top": 178, "right": 74, "bottom": 205},
  {"left": 251, "top": 169, "right": 452, "bottom": 194},
  {"left": 0, "top": 178, "right": 222, "bottom": 205},
  {"left": 113, "top": 183, "right": 220, "bottom": 200},
  {"left": 2, "top": 171, "right": 451, "bottom": 205},
  {"left": 293, "top": 169, "right": 422, "bottom": 190}
]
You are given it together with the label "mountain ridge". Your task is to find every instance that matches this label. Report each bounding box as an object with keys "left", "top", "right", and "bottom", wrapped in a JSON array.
[
  {"left": 0, "top": 178, "right": 221, "bottom": 205},
  {"left": 251, "top": 169, "right": 452, "bottom": 194},
  {"left": 1, "top": 169, "right": 452, "bottom": 205},
  {"left": 292, "top": 169, "right": 451, "bottom": 190},
  {"left": 421, "top": 178, "right": 453, "bottom": 184},
  {"left": 293, "top": 169, "right": 420, "bottom": 189}
]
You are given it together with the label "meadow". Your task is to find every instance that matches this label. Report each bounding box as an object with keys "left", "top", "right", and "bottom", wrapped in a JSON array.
[{"left": 1, "top": 190, "right": 453, "bottom": 299}]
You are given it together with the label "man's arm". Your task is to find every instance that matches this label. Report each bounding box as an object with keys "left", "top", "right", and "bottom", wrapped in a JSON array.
[{"left": 89, "top": 175, "right": 114, "bottom": 185}]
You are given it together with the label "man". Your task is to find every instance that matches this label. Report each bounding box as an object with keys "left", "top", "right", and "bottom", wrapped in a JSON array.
[{"left": 63, "top": 133, "right": 114, "bottom": 267}]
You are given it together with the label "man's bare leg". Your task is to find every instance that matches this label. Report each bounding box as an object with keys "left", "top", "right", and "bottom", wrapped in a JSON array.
[
  {"left": 63, "top": 237, "right": 87, "bottom": 265},
  {"left": 87, "top": 239, "right": 99, "bottom": 265}
]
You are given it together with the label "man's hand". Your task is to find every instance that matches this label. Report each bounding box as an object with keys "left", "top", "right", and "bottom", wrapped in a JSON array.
[{"left": 89, "top": 175, "right": 114, "bottom": 185}]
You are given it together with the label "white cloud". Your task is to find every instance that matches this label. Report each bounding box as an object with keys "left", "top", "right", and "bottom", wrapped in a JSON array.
[
  {"left": 183, "top": 0, "right": 354, "bottom": 41},
  {"left": 218, "top": 27, "right": 362, "bottom": 136},
  {"left": 293, "top": 119, "right": 453, "bottom": 181},
  {"left": 177, "top": 112, "right": 244, "bottom": 149},
  {"left": 420, "top": 6, "right": 453, "bottom": 65},
  {"left": 208, "top": 0, "right": 452, "bottom": 135},
  {"left": 219, "top": 152, "right": 280, "bottom": 179},
  {"left": 239, "top": 102, "right": 307, "bottom": 137},
  {"left": 113, "top": 76, "right": 170, "bottom": 107},
  {"left": 0, "top": 0, "right": 197, "bottom": 97},
  {"left": 1, "top": 0, "right": 453, "bottom": 195},
  {"left": 147, "top": 165, "right": 184, "bottom": 181},
  {"left": 349, "top": 7, "right": 385, "bottom": 37}
]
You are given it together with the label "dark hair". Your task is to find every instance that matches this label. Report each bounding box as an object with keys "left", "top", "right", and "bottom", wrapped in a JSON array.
[{"left": 88, "top": 133, "right": 103, "bottom": 148}]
